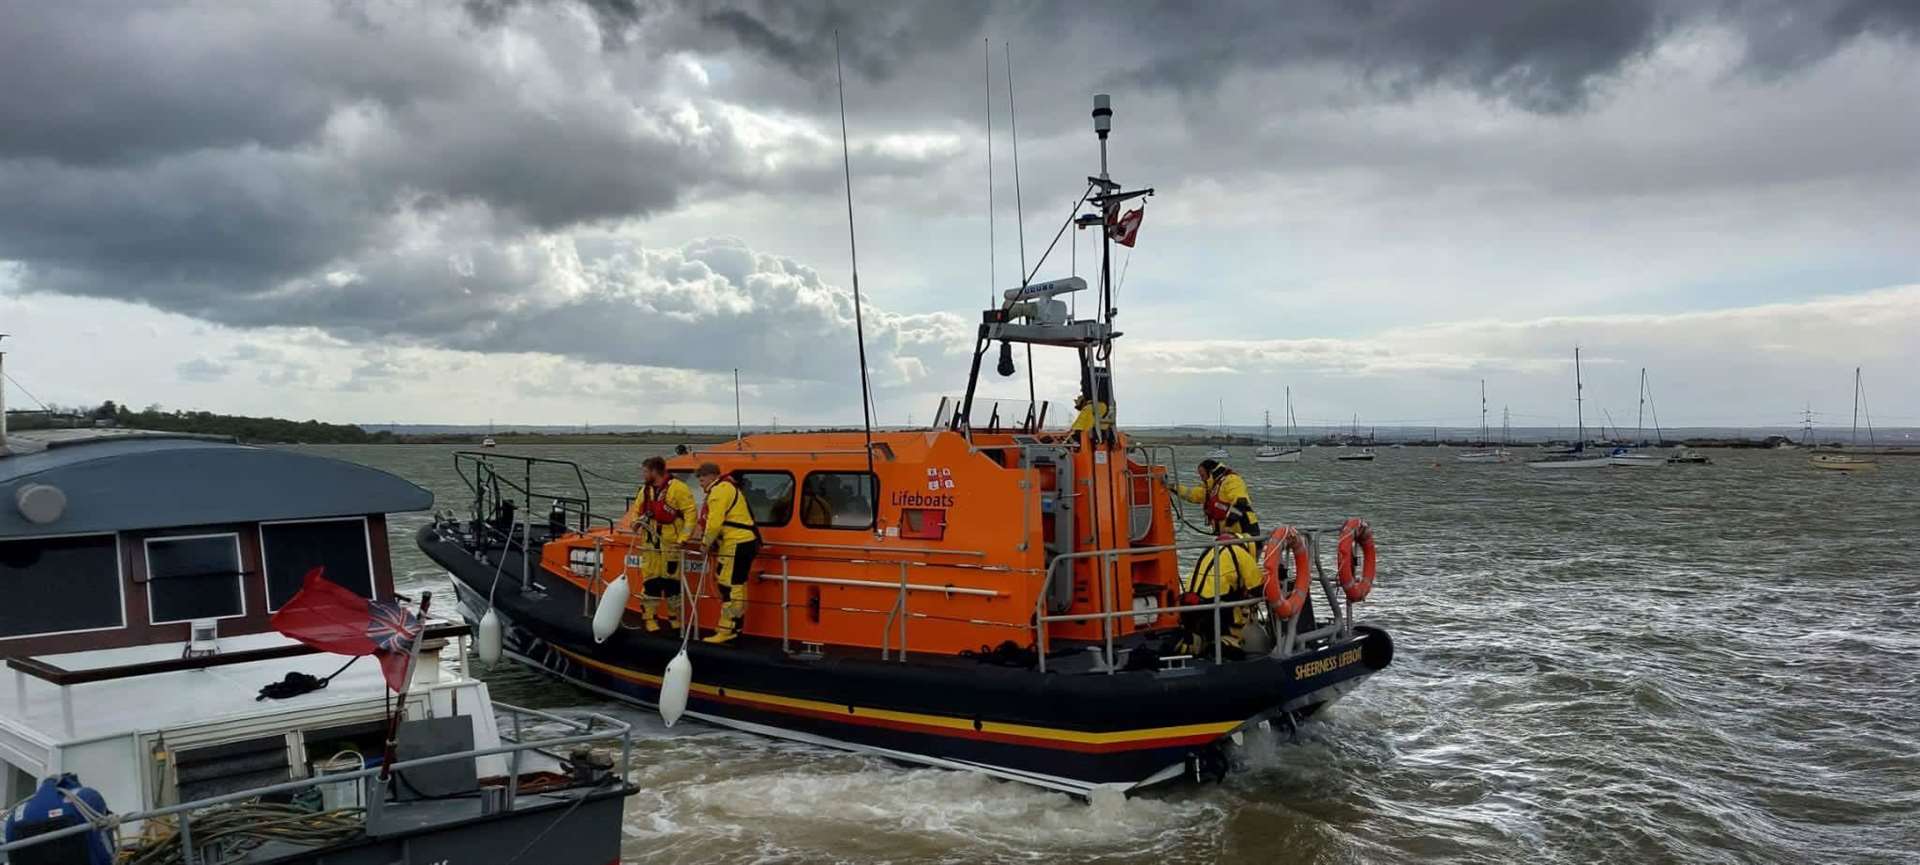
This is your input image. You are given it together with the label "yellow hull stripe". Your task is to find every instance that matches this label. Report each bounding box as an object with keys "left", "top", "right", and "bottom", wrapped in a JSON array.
[{"left": 551, "top": 646, "right": 1240, "bottom": 746}]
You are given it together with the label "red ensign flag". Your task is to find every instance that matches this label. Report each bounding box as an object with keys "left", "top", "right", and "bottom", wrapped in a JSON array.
[
  {"left": 270, "top": 568, "right": 422, "bottom": 692},
  {"left": 1108, "top": 205, "right": 1144, "bottom": 247}
]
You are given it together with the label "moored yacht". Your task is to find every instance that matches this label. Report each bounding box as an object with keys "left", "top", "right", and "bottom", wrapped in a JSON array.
[
  {"left": 1810, "top": 368, "right": 1879, "bottom": 472},
  {"left": 419, "top": 95, "right": 1393, "bottom": 797},
  {"left": 0, "top": 427, "right": 634, "bottom": 864},
  {"left": 1254, "top": 395, "right": 1302, "bottom": 464},
  {"left": 1528, "top": 348, "right": 1613, "bottom": 470},
  {"left": 1457, "top": 381, "right": 1511, "bottom": 464}
]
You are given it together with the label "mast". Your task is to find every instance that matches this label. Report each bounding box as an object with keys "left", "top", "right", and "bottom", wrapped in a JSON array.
[
  {"left": 983, "top": 39, "right": 994, "bottom": 309},
  {"left": 1286, "top": 386, "right": 1296, "bottom": 442},
  {"left": 1574, "top": 346, "right": 1586, "bottom": 448},
  {"left": 1263, "top": 410, "right": 1271, "bottom": 444},
  {"left": 833, "top": 33, "right": 877, "bottom": 479},
  {"left": 1479, "top": 379, "right": 1488, "bottom": 444},
  {"left": 1851, "top": 367, "right": 1861, "bottom": 446},
  {"left": 1637, "top": 367, "right": 1647, "bottom": 445},
  {"left": 1502, "top": 405, "right": 1511, "bottom": 446}
]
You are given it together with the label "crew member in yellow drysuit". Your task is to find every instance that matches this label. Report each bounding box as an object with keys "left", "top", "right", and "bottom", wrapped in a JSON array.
[
  {"left": 1068, "top": 393, "right": 1112, "bottom": 434},
  {"left": 1177, "top": 542, "right": 1265, "bottom": 657},
  {"left": 1168, "top": 459, "right": 1261, "bottom": 538},
  {"left": 692, "top": 462, "right": 760, "bottom": 644},
  {"left": 1166, "top": 458, "right": 1275, "bottom": 655},
  {"left": 620, "top": 456, "right": 696, "bottom": 632}
]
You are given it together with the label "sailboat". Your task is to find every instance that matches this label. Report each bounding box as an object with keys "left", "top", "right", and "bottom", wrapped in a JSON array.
[
  {"left": 1204, "top": 398, "right": 1230, "bottom": 460},
  {"left": 1528, "top": 347, "right": 1612, "bottom": 470},
  {"left": 1336, "top": 413, "right": 1376, "bottom": 461},
  {"left": 1457, "top": 380, "right": 1511, "bottom": 463},
  {"left": 1810, "top": 368, "right": 1878, "bottom": 472},
  {"left": 1608, "top": 368, "right": 1664, "bottom": 468},
  {"left": 1255, "top": 389, "right": 1303, "bottom": 463}
]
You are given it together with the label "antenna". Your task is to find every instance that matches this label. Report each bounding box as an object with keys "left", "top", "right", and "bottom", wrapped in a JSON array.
[
  {"left": 733, "top": 368, "right": 743, "bottom": 442},
  {"left": 1005, "top": 42, "right": 1036, "bottom": 413},
  {"left": 834, "top": 32, "right": 877, "bottom": 479},
  {"left": 1006, "top": 43, "right": 1028, "bottom": 282},
  {"left": 983, "top": 38, "right": 995, "bottom": 309}
]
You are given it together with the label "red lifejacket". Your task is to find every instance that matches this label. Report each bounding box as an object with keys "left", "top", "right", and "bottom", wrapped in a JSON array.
[
  {"left": 1202, "top": 469, "right": 1236, "bottom": 524},
  {"left": 642, "top": 482, "right": 679, "bottom": 524}
]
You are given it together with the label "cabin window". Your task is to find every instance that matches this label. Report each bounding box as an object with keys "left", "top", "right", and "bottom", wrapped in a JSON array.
[
  {"left": 261, "top": 518, "right": 376, "bottom": 610},
  {"left": 0, "top": 534, "right": 124, "bottom": 639},
  {"left": 733, "top": 471, "right": 795, "bottom": 526},
  {"left": 145, "top": 533, "right": 246, "bottom": 624},
  {"left": 799, "top": 472, "right": 878, "bottom": 530}
]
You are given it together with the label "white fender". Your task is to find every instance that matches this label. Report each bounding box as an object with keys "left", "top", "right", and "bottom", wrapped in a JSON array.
[
  {"left": 660, "top": 649, "right": 692, "bottom": 727},
  {"left": 591, "top": 575, "right": 630, "bottom": 643},
  {"left": 476, "top": 608, "right": 503, "bottom": 666}
]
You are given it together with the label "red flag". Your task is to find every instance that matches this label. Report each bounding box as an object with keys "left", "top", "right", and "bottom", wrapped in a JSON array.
[
  {"left": 1107, "top": 205, "right": 1144, "bottom": 247},
  {"left": 271, "top": 568, "right": 421, "bottom": 692}
]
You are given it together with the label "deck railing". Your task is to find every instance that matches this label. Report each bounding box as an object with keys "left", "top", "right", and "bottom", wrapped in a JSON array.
[
  {"left": 1031, "top": 529, "right": 1354, "bottom": 673},
  {"left": 0, "top": 702, "right": 632, "bottom": 865}
]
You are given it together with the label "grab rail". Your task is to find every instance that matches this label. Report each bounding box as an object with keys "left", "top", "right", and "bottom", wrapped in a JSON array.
[
  {"left": 1032, "top": 528, "right": 1354, "bottom": 673},
  {"left": 0, "top": 702, "right": 633, "bottom": 863}
]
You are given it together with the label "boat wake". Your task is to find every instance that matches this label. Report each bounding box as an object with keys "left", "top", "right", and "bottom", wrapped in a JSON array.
[{"left": 596, "top": 712, "right": 1228, "bottom": 863}]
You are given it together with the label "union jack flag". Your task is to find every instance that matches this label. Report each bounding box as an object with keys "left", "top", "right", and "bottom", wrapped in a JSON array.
[{"left": 364, "top": 599, "right": 421, "bottom": 654}]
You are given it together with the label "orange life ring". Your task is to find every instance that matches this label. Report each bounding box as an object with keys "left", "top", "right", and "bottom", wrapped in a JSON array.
[
  {"left": 1261, "top": 526, "right": 1313, "bottom": 619},
  {"left": 1336, "top": 518, "right": 1377, "bottom": 601}
]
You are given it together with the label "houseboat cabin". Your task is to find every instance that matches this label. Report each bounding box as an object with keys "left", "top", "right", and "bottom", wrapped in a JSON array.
[{"left": 0, "top": 430, "right": 634, "bottom": 864}]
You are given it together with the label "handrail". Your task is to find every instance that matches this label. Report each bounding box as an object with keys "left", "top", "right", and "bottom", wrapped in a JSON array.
[
  {"left": 756, "top": 571, "right": 1003, "bottom": 598},
  {"left": 454, "top": 450, "right": 594, "bottom": 534},
  {"left": 760, "top": 540, "right": 987, "bottom": 558},
  {"left": 1032, "top": 528, "right": 1354, "bottom": 673},
  {"left": 0, "top": 702, "right": 632, "bottom": 859}
]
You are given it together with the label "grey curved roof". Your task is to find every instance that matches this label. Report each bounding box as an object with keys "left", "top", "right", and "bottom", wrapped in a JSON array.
[{"left": 0, "top": 432, "right": 432, "bottom": 539}]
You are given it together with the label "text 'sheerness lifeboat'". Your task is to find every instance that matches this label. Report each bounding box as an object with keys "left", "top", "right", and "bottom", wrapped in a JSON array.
[{"left": 418, "top": 95, "right": 1392, "bottom": 795}]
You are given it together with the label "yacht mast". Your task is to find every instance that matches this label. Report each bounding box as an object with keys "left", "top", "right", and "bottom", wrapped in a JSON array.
[
  {"left": 1574, "top": 346, "right": 1586, "bottom": 447},
  {"left": 1637, "top": 367, "right": 1647, "bottom": 444},
  {"left": 1851, "top": 367, "right": 1861, "bottom": 446},
  {"left": 1479, "top": 379, "right": 1489, "bottom": 444}
]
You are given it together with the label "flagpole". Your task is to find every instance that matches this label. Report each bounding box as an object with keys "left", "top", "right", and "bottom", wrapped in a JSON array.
[{"left": 379, "top": 591, "right": 432, "bottom": 781}]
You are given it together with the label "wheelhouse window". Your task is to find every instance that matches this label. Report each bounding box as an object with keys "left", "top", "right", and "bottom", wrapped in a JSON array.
[
  {"left": 734, "top": 471, "right": 795, "bottom": 527},
  {"left": 799, "top": 472, "right": 877, "bottom": 530},
  {"left": 0, "top": 534, "right": 124, "bottom": 639},
  {"left": 262, "top": 518, "right": 375, "bottom": 610},
  {"left": 145, "top": 534, "right": 245, "bottom": 624}
]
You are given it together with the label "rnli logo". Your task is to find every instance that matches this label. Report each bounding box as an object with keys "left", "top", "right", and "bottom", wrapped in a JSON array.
[
  {"left": 924, "top": 466, "right": 956, "bottom": 492},
  {"left": 1293, "top": 647, "right": 1363, "bottom": 680}
]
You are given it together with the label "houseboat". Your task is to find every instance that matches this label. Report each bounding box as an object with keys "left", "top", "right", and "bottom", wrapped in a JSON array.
[
  {"left": 420, "top": 94, "right": 1394, "bottom": 796},
  {"left": 0, "top": 428, "right": 634, "bottom": 864}
]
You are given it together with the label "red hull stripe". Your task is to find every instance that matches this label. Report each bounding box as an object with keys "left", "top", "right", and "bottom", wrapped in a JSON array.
[{"left": 552, "top": 646, "right": 1237, "bottom": 754}]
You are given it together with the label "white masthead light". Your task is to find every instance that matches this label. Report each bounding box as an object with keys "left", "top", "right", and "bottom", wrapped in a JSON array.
[{"left": 1092, "top": 94, "right": 1112, "bottom": 136}]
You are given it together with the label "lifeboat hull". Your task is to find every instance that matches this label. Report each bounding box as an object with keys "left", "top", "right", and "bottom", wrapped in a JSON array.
[{"left": 421, "top": 524, "right": 1392, "bottom": 796}]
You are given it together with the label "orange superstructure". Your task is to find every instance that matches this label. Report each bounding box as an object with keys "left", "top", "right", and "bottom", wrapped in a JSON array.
[{"left": 539, "top": 426, "right": 1183, "bottom": 656}]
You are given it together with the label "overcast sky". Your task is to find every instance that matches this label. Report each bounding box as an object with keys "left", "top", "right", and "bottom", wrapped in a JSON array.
[{"left": 2, "top": 0, "right": 1916, "bottom": 432}]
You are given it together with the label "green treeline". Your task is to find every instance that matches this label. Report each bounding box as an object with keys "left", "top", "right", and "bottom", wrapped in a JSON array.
[{"left": 10, "top": 401, "right": 391, "bottom": 444}]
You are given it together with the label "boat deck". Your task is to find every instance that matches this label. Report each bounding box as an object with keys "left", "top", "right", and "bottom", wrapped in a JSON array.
[{"left": 4, "top": 632, "right": 400, "bottom": 746}]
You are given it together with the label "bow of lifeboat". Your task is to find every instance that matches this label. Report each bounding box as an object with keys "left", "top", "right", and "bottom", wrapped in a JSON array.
[{"left": 419, "top": 427, "right": 1393, "bottom": 795}]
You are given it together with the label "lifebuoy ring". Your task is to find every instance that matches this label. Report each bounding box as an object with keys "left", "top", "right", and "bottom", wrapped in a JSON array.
[
  {"left": 1261, "top": 526, "right": 1313, "bottom": 619},
  {"left": 1336, "top": 518, "right": 1376, "bottom": 601}
]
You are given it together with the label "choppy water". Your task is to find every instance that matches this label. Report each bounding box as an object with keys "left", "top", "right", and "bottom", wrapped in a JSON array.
[{"left": 307, "top": 443, "right": 1919, "bottom": 864}]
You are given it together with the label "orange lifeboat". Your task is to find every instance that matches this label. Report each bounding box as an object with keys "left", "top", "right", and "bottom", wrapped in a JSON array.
[{"left": 417, "top": 93, "right": 1392, "bottom": 796}]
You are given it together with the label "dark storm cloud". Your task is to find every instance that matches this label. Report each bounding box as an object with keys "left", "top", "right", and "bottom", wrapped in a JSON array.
[{"left": 0, "top": 0, "right": 1913, "bottom": 386}]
